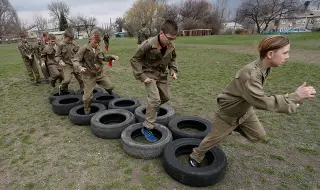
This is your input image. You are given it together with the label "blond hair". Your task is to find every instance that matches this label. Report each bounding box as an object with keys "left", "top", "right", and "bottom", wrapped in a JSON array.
[{"left": 258, "top": 35, "right": 290, "bottom": 59}]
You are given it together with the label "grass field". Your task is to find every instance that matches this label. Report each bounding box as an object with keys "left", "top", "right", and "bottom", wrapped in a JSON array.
[{"left": 0, "top": 33, "right": 319, "bottom": 190}]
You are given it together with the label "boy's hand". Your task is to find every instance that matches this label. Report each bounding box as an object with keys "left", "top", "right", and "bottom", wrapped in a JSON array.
[
  {"left": 41, "top": 61, "right": 45, "bottom": 67},
  {"left": 295, "top": 82, "right": 316, "bottom": 100},
  {"left": 172, "top": 73, "right": 177, "bottom": 80},
  {"left": 112, "top": 55, "right": 119, "bottom": 60},
  {"left": 28, "top": 55, "right": 32, "bottom": 59},
  {"left": 79, "top": 66, "right": 86, "bottom": 73},
  {"left": 143, "top": 78, "right": 153, "bottom": 84}
]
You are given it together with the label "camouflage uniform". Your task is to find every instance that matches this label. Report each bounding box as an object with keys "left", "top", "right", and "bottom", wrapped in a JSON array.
[
  {"left": 41, "top": 36, "right": 63, "bottom": 87},
  {"left": 18, "top": 34, "right": 41, "bottom": 84},
  {"left": 72, "top": 30, "right": 116, "bottom": 113},
  {"left": 130, "top": 35, "right": 178, "bottom": 129},
  {"left": 55, "top": 29, "right": 84, "bottom": 93},
  {"left": 137, "top": 25, "right": 151, "bottom": 44},
  {"left": 190, "top": 59, "right": 302, "bottom": 164}
]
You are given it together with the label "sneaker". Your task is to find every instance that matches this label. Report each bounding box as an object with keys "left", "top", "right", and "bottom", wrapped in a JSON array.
[
  {"left": 188, "top": 157, "right": 201, "bottom": 167},
  {"left": 141, "top": 127, "right": 158, "bottom": 142}
]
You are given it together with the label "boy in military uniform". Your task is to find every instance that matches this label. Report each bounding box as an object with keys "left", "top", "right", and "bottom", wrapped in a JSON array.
[
  {"left": 41, "top": 34, "right": 63, "bottom": 87},
  {"left": 40, "top": 32, "right": 50, "bottom": 83},
  {"left": 73, "top": 30, "right": 119, "bottom": 114},
  {"left": 130, "top": 20, "right": 178, "bottom": 142},
  {"left": 55, "top": 29, "right": 84, "bottom": 94},
  {"left": 188, "top": 35, "right": 317, "bottom": 167},
  {"left": 137, "top": 23, "right": 151, "bottom": 45},
  {"left": 18, "top": 32, "right": 41, "bottom": 85}
]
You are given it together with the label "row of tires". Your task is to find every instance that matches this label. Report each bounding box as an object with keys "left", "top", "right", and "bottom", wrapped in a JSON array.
[{"left": 47, "top": 87, "right": 227, "bottom": 187}]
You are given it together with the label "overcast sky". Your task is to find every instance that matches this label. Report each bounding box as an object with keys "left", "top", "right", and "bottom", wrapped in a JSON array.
[{"left": 10, "top": 0, "right": 241, "bottom": 27}]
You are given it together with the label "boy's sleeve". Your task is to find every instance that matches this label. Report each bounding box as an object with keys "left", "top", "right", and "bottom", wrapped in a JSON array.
[
  {"left": 55, "top": 43, "right": 63, "bottom": 63},
  {"left": 18, "top": 44, "right": 28, "bottom": 57},
  {"left": 103, "top": 54, "right": 115, "bottom": 62},
  {"left": 72, "top": 47, "right": 86, "bottom": 69},
  {"left": 168, "top": 48, "right": 178, "bottom": 76},
  {"left": 243, "top": 77, "right": 301, "bottom": 115},
  {"left": 40, "top": 47, "right": 47, "bottom": 63},
  {"left": 130, "top": 44, "right": 149, "bottom": 82}
]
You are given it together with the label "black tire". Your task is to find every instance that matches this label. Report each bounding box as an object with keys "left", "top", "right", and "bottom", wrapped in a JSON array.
[
  {"left": 52, "top": 95, "right": 83, "bottom": 115},
  {"left": 134, "top": 104, "right": 176, "bottom": 126},
  {"left": 167, "top": 116, "right": 212, "bottom": 139},
  {"left": 48, "top": 90, "right": 75, "bottom": 104},
  {"left": 92, "top": 93, "right": 119, "bottom": 108},
  {"left": 90, "top": 109, "right": 135, "bottom": 139},
  {"left": 120, "top": 123, "right": 172, "bottom": 159},
  {"left": 69, "top": 103, "right": 106, "bottom": 125},
  {"left": 75, "top": 87, "right": 105, "bottom": 96},
  {"left": 162, "top": 138, "right": 227, "bottom": 187},
  {"left": 108, "top": 98, "right": 141, "bottom": 113}
]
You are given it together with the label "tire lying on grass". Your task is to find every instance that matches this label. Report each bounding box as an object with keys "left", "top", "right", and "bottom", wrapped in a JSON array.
[
  {"left": 162, "top": 138, "right": 227, "bottom": 187},
  {"left": 167, "top": 116, "right": 212, "bottom": 139},
  {"left": 52, "top": 95, "right": 83, "bottom": 115},
  {"left": 121, "top": 123, "right": 172, "bottom": 159},
  {"left": 134, "top": 104, "right": 176, "bottom": 126},
  {"left": 92, "top": 93, "right": 119, "bottom": 108},
  {"left": 108, "top": 98, "right": 141, "bottom": 113},
  {"left": 90, "top": 109, "right": 135, "bottom": 139},
  {"left": 69, "top": 103, "right": 106, "bottom": 125},
  {"left": 48, "top": 90, "right": 75, "bottom": 104}
]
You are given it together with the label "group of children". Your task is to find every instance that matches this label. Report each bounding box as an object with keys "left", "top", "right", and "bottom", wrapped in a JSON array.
[{"left": 18, "top": 19, "right": 316, "bottom": 168}]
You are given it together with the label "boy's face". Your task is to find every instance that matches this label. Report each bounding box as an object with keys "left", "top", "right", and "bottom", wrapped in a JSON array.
[
  {"left": 49, "top": 39, "right": 56, "bottom": 45},
  {"left": 43, "top": 35, "right": 48, "bottom": 42},
  {"left": 268, "top": 44, "right": 290, "bottom": 67},
  {"left": 64, "top": 36, "right": 72, "bottom": 43},
  {"left": 159, "top": 31, "right": 176, "bottom": 46},
  {"left": 90, "top": 39, "right": 100, "bottom": 49}
]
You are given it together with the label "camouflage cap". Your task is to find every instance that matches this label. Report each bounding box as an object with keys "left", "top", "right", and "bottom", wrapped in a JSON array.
[{"left": 64, "top": 28, "right": 74, "bottom": 39}]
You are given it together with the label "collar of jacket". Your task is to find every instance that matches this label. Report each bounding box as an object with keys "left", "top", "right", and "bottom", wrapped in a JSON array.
[
  {"left": 86, "top": 43, "right": 101, "bottom": 54},
  {"left": 148, "top": 35, "right": 174, "bottom": 57},
  {"left": 255, "top": 59, "right": 271, "bottom": 78}
]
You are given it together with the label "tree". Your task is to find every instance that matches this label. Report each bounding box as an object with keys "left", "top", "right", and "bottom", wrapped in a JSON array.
[
  {"left": 123, "top": 0, "right": 166, "bottom": 36},
  {"left": 237, "top": 0, "right": 304, "bottom": 34},
  {"left": 115, "top": 17, "right": 125, "bottom": 32},
  {"left": 78, "top": 16, "right": 97, "bottom": 36},
  {"left": 69, "top": 16, "right": 82, "bottom": 39},
  {"left": 33, "top": 13, "right": 48, "bottom": 35},
  {"left": 48, "top": 0, "right": 69, "bottom": 27},
  {"left": 59, "top": 12, "right": 68, "bottom": 31},
  {"left": 311, "top": 0, "right": 320, "bottom": 9},
  {"left": 0, "top": 0, "right": 21, "bottom": 36},
  {"left": 215, "top": 0, "right": 231, "bottom": 25}
]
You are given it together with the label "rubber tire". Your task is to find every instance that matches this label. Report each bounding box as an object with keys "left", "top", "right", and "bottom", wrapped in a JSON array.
[
  {"left": 52, "top": 95, "right": 83, "bottom": 115},
  {"left": 90, "top": 109, "right": 135, "bottom": 139},
  {"left": 162, "top": 138, "right": 227, "bottom": 187},
  {"left": 69, "top": 103, "right": 106, "bottom": 125},
  {"left": 49, "top": 90, "right": 75, "bottom": 104},
  {"left": 167, "top": 116, "right": 212, "bottom": 139},
  {"left": 108, "top": 97, "right": 141, "bottom": 113},
  {"left": 92, "top": 93, "right": 119, "bottom": 108},
  {"left": 121, "top": 123, "right": 173, "bottom": 159},
  {"left": 134, "top": 104, "right": 176, "bottom": 126},
  {"left": 75, "top": 87, "right": 105, "bottom": 96}
]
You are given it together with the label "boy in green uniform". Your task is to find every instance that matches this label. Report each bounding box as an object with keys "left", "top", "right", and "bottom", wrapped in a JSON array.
[
  {"left": 188, "top": 35, "right": 317, "bottom": 167},
  {"left": 130, "top": 20, "right": 178, "bottom": 142}
]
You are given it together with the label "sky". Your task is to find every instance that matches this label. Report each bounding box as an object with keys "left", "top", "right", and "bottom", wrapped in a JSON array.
[{"left": 10, "top": 0, "right": 242, "bottom": 28}]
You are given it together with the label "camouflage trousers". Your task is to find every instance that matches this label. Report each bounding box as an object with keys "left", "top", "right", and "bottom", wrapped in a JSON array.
[
  {"left": 23, "top": 58, "right": 41, "bottom": 83},
  {"left": 61, "top": 64, "right": 84, "bottom": 91},
  {"left": 143, "top": 79, "right": 170, "bottom": 129},
  {"left": 82, "top": 71, "right": 114, "bottom": 113},
  {"left": 190, "top": 108, "right": 266, "bottom": 163}
]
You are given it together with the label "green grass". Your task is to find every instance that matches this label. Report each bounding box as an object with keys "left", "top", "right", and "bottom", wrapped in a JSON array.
[{"left": 0, "top": 33, "right": 319, "bottom": 189}]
